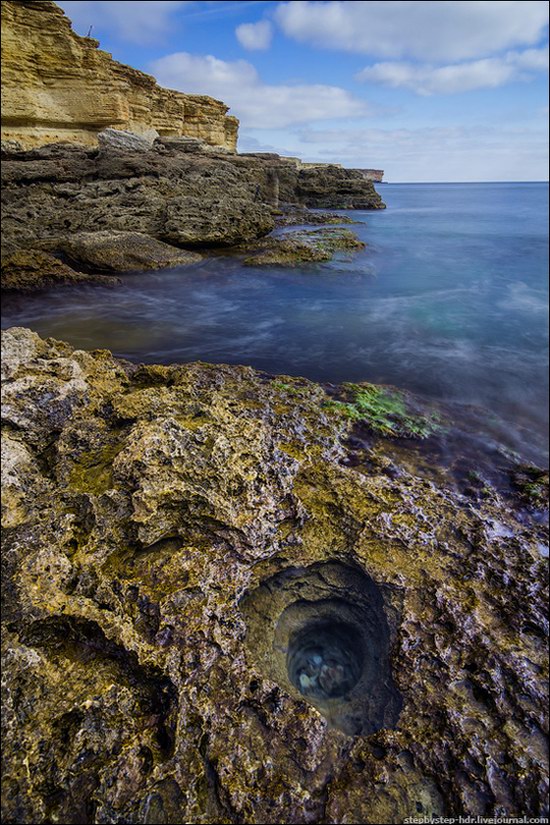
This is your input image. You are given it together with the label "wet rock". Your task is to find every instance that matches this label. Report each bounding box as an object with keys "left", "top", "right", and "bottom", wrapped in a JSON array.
[
  {"left": 48, "top": 231, "right": 202, "bottom": 273},
  {"left": 1, "top": 327, "right": 548, "bottom": 823},
  {"left": 1, "top": 250, "right": 118, "bottom": 292},
  {"left": 242, "top": 227, "right": 366, "bottom": 266},
  {"left": 242, "top": 562, "right": 402, "bottom": 736},
  {"left": 510, "top": 465, "right": 549, "bottom": 510}
]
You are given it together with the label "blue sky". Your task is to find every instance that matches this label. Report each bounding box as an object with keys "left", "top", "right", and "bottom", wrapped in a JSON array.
[{"left": 58, "top": 1, "right": 549, "bottom": 182}]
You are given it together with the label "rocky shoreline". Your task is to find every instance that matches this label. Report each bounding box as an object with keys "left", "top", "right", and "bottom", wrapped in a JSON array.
[
  {"left": 1, "top": 2, "right": 548, "bottom": 823},
  {"left": 1, "top": 136, "right": 384, "bottom": 293},
  {"left": 1, "top": 326, "right": 548, "bottom": 823}
]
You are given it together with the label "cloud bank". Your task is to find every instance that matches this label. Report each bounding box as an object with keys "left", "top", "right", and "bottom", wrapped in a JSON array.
[
  {"left": 151, "top": 52, "right": 370, "bottom": 127},
  {"left": 275, "top": 0, "right": 549, "bottom": 62},
  {"left": 357, "top": 48, "right": 549, "bottom": 95}
]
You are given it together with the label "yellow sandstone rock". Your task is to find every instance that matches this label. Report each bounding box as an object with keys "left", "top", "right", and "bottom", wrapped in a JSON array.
[{"left": 0, "top": 0, "right": 239, "bottom": 151}]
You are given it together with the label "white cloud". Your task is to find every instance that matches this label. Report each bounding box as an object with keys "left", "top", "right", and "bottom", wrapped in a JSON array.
[
  {"left": 151, "top": 52, "right": 370, "bottom": 127},
  {"left": 236, "top": 20, "right": 273, "bottom": 50},
  {"left": 291, "top": 123, "right": 550, "bottom": 182},
  {"left": 357, "top": 48, "right": 549, "bottom": 95},
  {"left": 58, "top": 1, "right": 190, "bottom": 44},
  {"left": 275, "top": 1, "right": 549, "bottom": 62}
]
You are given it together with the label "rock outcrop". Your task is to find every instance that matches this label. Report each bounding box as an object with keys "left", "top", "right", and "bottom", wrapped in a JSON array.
[
  {"left": 0, "top": 0, "right": 385, "bottom": 279},
  {"left": 1, "top": 141, "right": 384, "bottom": 270},
  {"left": 0, "top": 250, "right": 118, "bottom": 292},
  {"left": 0, "top": 142, "right": 276, "bottom": 258},
  {"left": 0, "top": 0, "right": 238, "bottom": 151},
  {"left": 2, "top": 327, "right": 548, "bottom": 824},
  {"left": 358, "top": 169, "right": 385, "bottom": 182},
  {"left": 46, "top": 231, "right": 203, "bottom": 274},
  {"left": 241, "top": 227, "right": 366, "bottom": 266}
]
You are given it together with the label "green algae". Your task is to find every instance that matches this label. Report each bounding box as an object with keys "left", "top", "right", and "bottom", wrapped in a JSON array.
[
  {"left": 3, "top": 327, "right": 548, "bottom": 824},
  {"left": 511, "top": 465, "right": 549, "bottom": 509},
  {"left": 323, "top": 383, "right": 443, "bottom": 439}
]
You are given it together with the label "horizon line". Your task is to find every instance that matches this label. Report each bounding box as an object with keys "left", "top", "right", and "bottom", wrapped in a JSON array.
[{"left": 374, "top": 180, "right": 549, "bottom": 185}]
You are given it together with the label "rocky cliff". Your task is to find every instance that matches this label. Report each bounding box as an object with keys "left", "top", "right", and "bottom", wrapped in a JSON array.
[
  {"left": 1, "top": 327, "right": 548, "bottom": 823},
  {"left": 0, "top": 0, "right": 238, "bottom": 151}
]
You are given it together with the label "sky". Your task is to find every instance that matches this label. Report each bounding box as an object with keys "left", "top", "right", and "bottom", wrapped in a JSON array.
[{"left": 57, "top": 0, "right": 549, "bottom": 182}]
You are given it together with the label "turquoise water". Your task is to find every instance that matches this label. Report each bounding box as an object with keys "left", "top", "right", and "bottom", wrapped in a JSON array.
[{"left": 3, "top": 182, "right": 548, "bottom": 461}]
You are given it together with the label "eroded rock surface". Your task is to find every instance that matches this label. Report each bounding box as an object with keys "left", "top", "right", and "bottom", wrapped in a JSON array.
[
  {"left": 0, "top": 142, "right": 276, "bottom": 257},
  {"left": 46, "top": 231, "right": 203, "bottom": 274},
  {"left": 1, "top": 141, "right": 384, "bottom": 267},
  {"left": 241, "top": 228, "right": 366, "bottom": 266},
  {"left": 1, "top": 327, "right": 548, "bottom": 823},
  {"left": 1, "top": 250, "right": 118, "bottom": 292}
]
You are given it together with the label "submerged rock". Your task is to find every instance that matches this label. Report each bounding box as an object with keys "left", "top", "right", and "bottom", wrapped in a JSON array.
[
  {"left": 1, "top": 327, "right": 548, "bottom": 824},
  {"left": 242, "top": 227, "right": 366, "bottom": 266}
]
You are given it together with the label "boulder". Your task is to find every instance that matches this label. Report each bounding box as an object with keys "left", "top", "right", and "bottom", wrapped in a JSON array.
[
  {"left": 50, "top": 231, "right": 203, "bottom": 273},
  {"left": 98, "top": 128, "right": 159, "bottom": 153},
  {"left": 1, "top": 250, "right": 118, "bottom": 292}
]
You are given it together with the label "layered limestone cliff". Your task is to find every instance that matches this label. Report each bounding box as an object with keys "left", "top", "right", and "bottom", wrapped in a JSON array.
[{"left": 0, "top": 0, "right": 239, "bottom": 151}]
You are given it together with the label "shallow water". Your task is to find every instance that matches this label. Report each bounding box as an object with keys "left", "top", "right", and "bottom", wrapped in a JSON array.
[{"left": 3, "top": 181, "right": 548, "bottom": 463}]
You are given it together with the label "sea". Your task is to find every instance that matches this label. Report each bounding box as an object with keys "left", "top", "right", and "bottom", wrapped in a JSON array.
[{"left": 3, "top": 181, "right": 548, "bottom": 464}]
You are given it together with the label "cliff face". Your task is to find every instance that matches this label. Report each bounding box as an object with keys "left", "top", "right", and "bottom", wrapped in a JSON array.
[
  {"left": 359, "top": 169, "right": 384, "bottom": 182},
  {"left": 0, "top": 0, "right": 239, "bottom": 151}
]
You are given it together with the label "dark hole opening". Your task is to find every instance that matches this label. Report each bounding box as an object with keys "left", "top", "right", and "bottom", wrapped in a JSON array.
[{"left": 287, "top": 620, "right": 364, "bottom": 701}]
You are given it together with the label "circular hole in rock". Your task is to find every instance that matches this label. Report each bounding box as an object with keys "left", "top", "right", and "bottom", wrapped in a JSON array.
[{"left": 287, "top": 621, "right": 364, "bottom": 700}]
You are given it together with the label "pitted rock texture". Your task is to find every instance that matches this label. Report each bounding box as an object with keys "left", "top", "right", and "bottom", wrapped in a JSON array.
[
  {"left": 241, "top": 227, "right": 366, "bottom": 266},
  {"left": 46, "top": 231, "right": 203, "bottom": 274},
  {"left": 0, "top": 143, "right": 276, "bottom": 257},
  {"left": 1, "top": 143, "right": 383, "bottom": 264},
  {"left": 242, "top": 562, "right": 403, "bottom": 737},
  {"left": 1, "top": 0, "right": 238, "bottom": 151},
  {"left": 1, "top": 327, "right": 548, "bottom": 824}
]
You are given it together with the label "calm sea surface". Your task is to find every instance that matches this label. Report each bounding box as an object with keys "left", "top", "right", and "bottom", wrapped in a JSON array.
[{"left": 3, "top": 182, "right": 548, "bottom": 462}]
